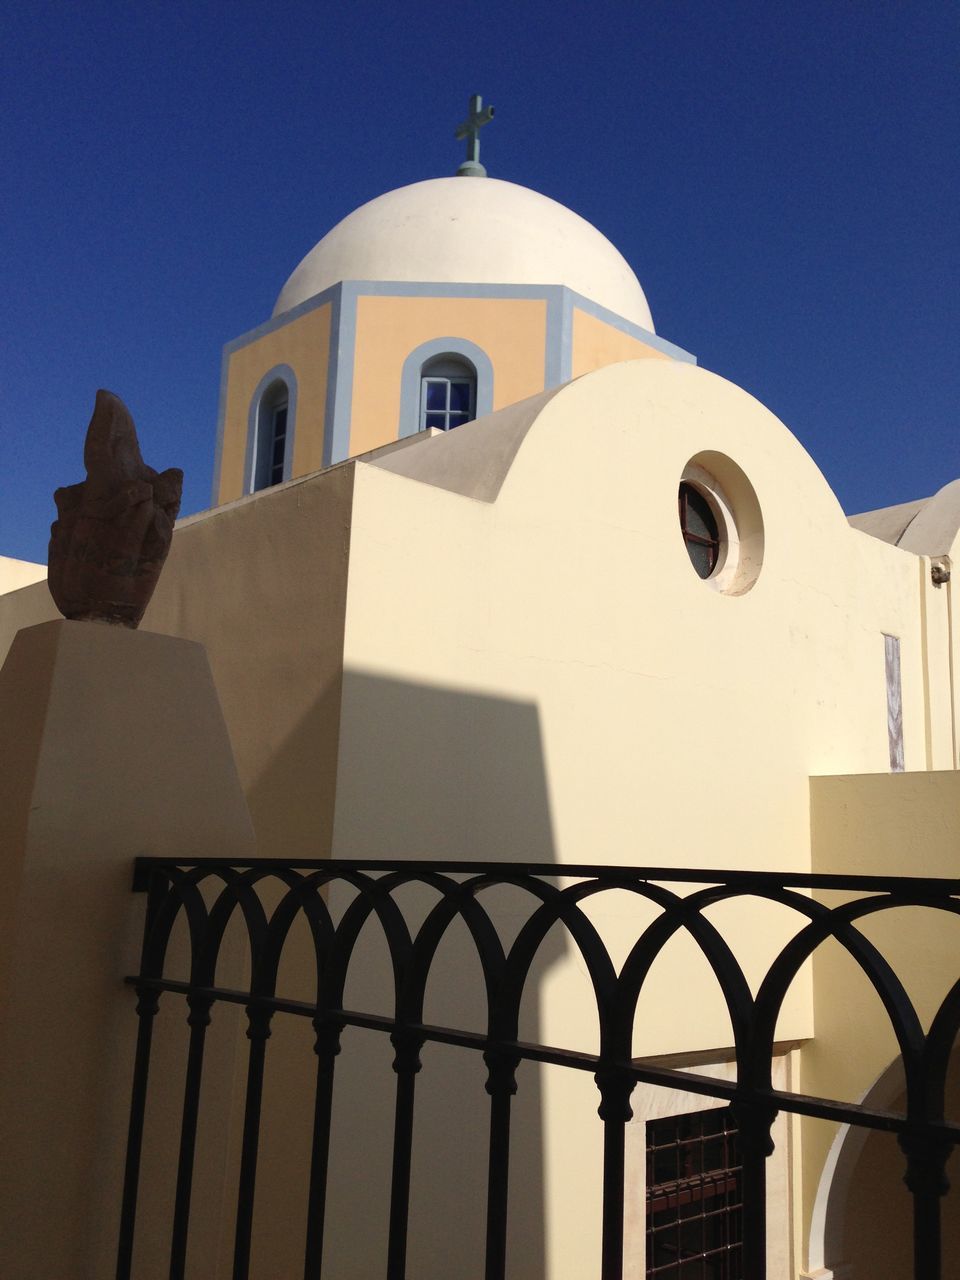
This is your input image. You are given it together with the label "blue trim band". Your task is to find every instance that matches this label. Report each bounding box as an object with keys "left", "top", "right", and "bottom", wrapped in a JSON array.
[
  {"left": 225, "top": 280, "right": 696, "bottom": 366},
  {"left": 327, "top": 283, "right": 356, "bottom": 466},
  {"left": 549, "top": 292, "right": 573, "bottom": 384},
  {"left": 320, "top": 283, "right": 343, "bottom": 469},
  {"left": 398, "top": 337, "right": 495, "bottom": 438}
]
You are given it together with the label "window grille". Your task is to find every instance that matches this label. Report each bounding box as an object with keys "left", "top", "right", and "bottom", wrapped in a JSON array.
[{"left": 646, "top": 1107, "right": 743, "bottom": 1278}]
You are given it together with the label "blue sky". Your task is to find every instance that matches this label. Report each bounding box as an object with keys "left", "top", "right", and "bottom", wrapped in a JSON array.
[{"left": 2, "top": 1, "right": 957, "bottom": 564}]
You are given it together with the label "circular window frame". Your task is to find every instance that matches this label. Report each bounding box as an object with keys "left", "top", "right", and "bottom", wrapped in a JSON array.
[{"left": 678, "top": 454, "right": 764, "bottom": 595}]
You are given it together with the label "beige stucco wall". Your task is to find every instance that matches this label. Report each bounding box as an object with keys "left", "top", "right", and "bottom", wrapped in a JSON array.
[
  {"left": 148, "top": 468, "right": 355, "bottom": 855},
  {"left": 336, "top": 356, "right": 934, "bottom": 913},
  {"left": 0, "top": 621, "right": 255, "bottom": 1278},
  {"left": 324, "top": 358, "right": 951, "bottom": 1274},
  {"left": 918, "top": 560, "right": 957, "bottom": 768},
  {"left": 571, "top": 305, "right": 670, "bottom": 378},
  {"left": 217, "top": 303, "right": 332, "bottom": 504},
  {"left": 804, "top": 771, "right": 960, "bottom": 1276},
  {"left": 349, "top": 294, "right": 548, "bottom": 455},
  {"left": 0, "top": 469, "right": 355, "bottom": 859},
  {"left": 0, "top": 578, "right": 57, "bottom": 647},
  {"left": 1, "top": 360, "right": 943, "bottom": 1046},
  {"left": 0, "top": 555, "right": 46, "bottom": 594},
  {"left": 0, "top": 357, "right": 955, "bottom": 1275},
  {"left": 0, "top": 475, "right": 357, "bottom": 1277}
]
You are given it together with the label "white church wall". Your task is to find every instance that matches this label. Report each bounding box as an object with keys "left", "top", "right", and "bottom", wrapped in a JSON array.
[
  {"left": 333, "top": 360, "right": 927, "bottom": 1041},
  {"left": 324, "top": 358, "right": 944, "bottom": 1276}
]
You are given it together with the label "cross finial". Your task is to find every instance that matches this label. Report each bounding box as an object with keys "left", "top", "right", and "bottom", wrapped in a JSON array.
[{"left": 454, "top": 94, "right": 495, "bottom": 177}]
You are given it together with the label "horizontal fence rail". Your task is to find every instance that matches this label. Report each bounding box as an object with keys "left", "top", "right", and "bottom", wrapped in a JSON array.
[{"left": 117, "top": 859, "right": 960, "bottom": 1280}]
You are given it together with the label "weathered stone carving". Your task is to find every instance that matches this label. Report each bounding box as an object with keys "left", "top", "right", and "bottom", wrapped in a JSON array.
[{"left": 48, "top": 390, "right": 183, "bottom": 628}]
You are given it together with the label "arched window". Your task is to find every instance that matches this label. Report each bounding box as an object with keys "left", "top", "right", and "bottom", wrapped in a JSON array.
[
  {"left": 420, "top": 355, "right": 477, "bottom": 431},
  {"left": 398, "top": 339, "right": 493, "bottom": 439},
  {"left": 252, "top": 379, "right": 290, "bottom": 491}
]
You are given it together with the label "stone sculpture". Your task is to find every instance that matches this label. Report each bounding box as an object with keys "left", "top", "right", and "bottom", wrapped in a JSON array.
[{"left": 48, "top": 390, "right": 183, "bottom": 628}]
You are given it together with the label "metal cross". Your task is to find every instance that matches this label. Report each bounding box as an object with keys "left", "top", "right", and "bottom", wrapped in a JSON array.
[{"left": 454, "top": 94, "right": 495, "bottom": 176}]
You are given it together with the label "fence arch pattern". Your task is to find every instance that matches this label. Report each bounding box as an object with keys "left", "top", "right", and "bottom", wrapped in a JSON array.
[{"left": 117, "top": 859, "right": 960, "bottom": 1280}]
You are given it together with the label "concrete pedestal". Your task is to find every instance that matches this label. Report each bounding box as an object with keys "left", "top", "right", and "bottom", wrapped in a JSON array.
[{"left": 0, "top": 620, "right": 255, "bottom": 1278}]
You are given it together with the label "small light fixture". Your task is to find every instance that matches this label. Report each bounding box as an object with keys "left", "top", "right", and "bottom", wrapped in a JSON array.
[{"left": 931, "top": 560, "right": 951, "bottom": 587}]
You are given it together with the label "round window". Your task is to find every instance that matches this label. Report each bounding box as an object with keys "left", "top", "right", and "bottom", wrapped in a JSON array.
[{"left": 677, "top": 454, "right": 764, "bottom": 595}]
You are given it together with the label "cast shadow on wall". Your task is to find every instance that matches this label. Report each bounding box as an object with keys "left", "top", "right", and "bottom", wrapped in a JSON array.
[{"left": 245, "top": 671, "right": 568, "bottom": 1278}]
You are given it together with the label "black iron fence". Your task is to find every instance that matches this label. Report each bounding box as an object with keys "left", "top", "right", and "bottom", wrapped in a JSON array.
[{"left": 117, "top": 860, "right": 960, "bottom": 1280}]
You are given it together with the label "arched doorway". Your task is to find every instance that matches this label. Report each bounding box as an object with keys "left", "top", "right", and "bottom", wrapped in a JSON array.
[{"left": 808, "top": 1051, "right": 959, "bottom": 1277}]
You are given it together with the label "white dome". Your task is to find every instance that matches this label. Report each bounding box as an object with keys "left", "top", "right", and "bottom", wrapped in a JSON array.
[{"left": 273, "top": 177, "right": 654, "bottom": 331}]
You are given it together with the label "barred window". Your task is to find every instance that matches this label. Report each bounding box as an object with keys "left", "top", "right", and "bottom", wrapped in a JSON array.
[{"left": 646, "top": 1107, "right": 743, "bottom": 1278}]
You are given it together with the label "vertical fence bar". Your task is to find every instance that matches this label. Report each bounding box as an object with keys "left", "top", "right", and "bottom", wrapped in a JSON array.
[
  {"left": 482, "top": 1049, "right": 521, "bottom": 1280},
  {"left": 386, "top": 1030, "right": 424, "bottom": 1280},
  {"left": 899, "top": 1127, "right": 952, "bottom": 1280},
  {"left": 115, "top": 987, "right": 161, "bottom": 1280},
  {"left": 733, "top": 1099, "right": 776, "bottom": 1280},
  {"left": 302, "top": 1017, "right": 343, "bottom": 1279},
  {"left": 595, "top": 1067, "right": 635, "bottom": 1280},
  {"left": 231, "top": 1004, "right": 275, "bottom": 1280},
  {"left": 168, "top": 992, "right": 214, "bottom": 1280}
]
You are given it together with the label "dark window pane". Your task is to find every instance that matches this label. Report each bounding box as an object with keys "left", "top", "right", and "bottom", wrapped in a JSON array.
[
  {"left": 424, "top": 412, "right": 447, "bottom": 430},
  {"left": 449, "top": 381, "right": 472, "bottom": 413},
  {"left": 270, "top": 404, "right": 287, "bottom": 480},
  {"left": 687, "top": 540, "right": 712, "bottom": 578},
  {"left": 679, "top": 482, "right": 721, "bottom": 579},
  {"left": 425, "top": 381, "right": 447, "bottom": 411},
  {"left": 683, "top": 486, "right": 718, "bottom": 541}
]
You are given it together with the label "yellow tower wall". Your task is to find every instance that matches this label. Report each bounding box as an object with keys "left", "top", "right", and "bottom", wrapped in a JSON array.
[
  {"left": 217, "top": 302, "right": 332, "bottom": 503},
  {"left": 348, "top": 294, "right": 548, "bottom": 455},
  {"left": 571, "top": 303, "right": 671, "bottom": 378},
  {"left": 215, "top": 287, "right": 694, "bottom": 511}
]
